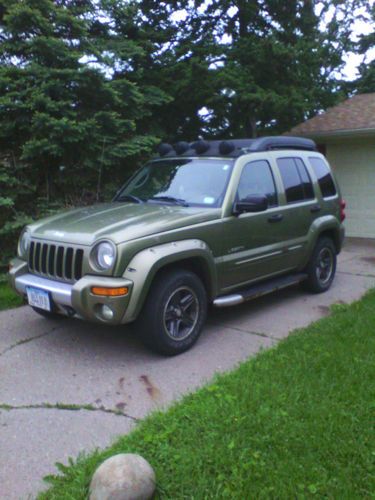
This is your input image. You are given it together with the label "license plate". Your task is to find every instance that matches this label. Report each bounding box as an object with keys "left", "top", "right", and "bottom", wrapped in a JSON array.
[{"left": 26, "top": 286, "right": 51, "bottom": 312}]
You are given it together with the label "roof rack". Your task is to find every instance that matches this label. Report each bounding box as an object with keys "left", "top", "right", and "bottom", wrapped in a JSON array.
[{"left": 158, "top": 136, "right": 317, "bottom": 158}]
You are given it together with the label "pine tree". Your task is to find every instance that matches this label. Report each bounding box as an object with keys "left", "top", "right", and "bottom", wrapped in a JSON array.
[
  {"left": 97, "top": 0, "right": 217, "bottom": 142},
  {"left": 0, "top": 0, "right": 169, "bottom": 270},
  {"left": 107, "top": 0, "right": 365, "bottom": 140},
  {"left": 0, "top": 0, "right": 167, "bottom": 205},
  {"left": 199, "top": 0, "right": 365, "bottom": 137},
  {"left": 353, "top": 3, "right": 375, "bottom": 93}
]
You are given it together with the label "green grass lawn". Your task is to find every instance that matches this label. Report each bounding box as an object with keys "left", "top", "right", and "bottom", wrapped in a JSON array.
[
  {"left": 39, "top": 291, "right": 375, "bottom": 499},
  {"left": 0, "top": 279, "right": 24, "bottom": 310}
]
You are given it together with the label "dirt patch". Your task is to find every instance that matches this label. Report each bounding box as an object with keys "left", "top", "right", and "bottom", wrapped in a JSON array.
[
  {"left": 317, "top": 305, "right": 330, "bottom": 316},
  {"left": 318, "top": 300, "right": 346, "bottom": 316},
  {"left": 139, "top": 375, "right": 161, "bottom": 401}
]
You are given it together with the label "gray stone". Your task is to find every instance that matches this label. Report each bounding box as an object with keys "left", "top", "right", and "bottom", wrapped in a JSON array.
[{"left": 89, "top": 453, "right": 156, "bottom": 500}]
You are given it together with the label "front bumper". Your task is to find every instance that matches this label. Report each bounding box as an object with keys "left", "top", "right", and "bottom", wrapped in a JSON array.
[{"left": 9, "top": 258, "right": 134, "bottom": 325}]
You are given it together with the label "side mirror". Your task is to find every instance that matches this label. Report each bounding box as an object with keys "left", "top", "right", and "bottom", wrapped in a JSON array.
[{"left": 233, "top": 195, "right": 268, "bottom": 215}]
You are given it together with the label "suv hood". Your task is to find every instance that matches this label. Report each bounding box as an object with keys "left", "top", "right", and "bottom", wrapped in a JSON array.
[{"left": 28, "top": 202, "right": 221, "bottom": 246}]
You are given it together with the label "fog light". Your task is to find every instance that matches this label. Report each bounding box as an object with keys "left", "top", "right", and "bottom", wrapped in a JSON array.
[{"left": 101, "top": 304, "right": 114, "bottom": 321}]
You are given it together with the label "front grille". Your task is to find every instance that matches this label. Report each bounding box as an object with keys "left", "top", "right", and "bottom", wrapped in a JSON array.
[{"left": 28, "top": 241, "right": 84, "bottom": 282}]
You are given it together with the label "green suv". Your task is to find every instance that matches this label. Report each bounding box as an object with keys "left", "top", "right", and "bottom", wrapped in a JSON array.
[{"left": 9, "top": 136, "right": 345, "bottom": 355}]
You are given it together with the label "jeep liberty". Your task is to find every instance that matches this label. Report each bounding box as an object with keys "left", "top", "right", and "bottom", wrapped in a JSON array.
[{"left": 9, "top": 136, "right": 345, "bottom": 355}]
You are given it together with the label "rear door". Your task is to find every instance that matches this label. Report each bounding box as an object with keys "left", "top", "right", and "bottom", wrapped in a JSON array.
[{"left": 270, "top": 153, "right": 321, "bottom": 263}]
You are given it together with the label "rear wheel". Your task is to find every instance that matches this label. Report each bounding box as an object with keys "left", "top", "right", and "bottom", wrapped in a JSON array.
[
  {"left": 136, "top": 269, "right": 207, "bottom": 355},
  {"left": 304, "top": 237, "right": 336, "bottom": 293}
]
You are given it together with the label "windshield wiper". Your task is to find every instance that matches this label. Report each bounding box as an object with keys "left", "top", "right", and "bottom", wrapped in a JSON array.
[
  {"left": 148, "top": 196, "right": 189, "bottom": 207},
  {"left": 116, "top": 194, "right": 144, "bottom": 204}
]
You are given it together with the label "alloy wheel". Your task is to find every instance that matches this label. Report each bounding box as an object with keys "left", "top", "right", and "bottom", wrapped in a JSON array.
[
  {"left": 163, "top": 286, "right": 199, "bottom": 341},
  {"left": 315, "top": 247, "right": 334, "bottom": 285}
]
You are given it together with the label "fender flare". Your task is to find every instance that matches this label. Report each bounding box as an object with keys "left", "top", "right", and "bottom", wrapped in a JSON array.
[
  {"left": 301, "top": 215, "right": 344, "bottom": 269},
  {"left": 121, "top": 239, "right": 217, "bottom": 323}
]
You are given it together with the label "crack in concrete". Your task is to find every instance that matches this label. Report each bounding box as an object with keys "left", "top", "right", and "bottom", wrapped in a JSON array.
[
  {"left": 0, "top": 325, "right": 65, "bottom": 357},
  {"left": 209, "top": 321, "right": 279, "bottom": 341},
  {"left": 0, "top": 402, "right": 138, "bottom": 421}
]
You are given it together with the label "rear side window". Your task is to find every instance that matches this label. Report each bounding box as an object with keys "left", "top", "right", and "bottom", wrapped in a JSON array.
[
  {"left": 237, "top": 160, "right": 278, "bottom": 206},
  {"left": 309, "top": 157, "right": 337, "bottom": 198},
  {"left": 277, "top": 157, "right": 314, "bottom": 203}
]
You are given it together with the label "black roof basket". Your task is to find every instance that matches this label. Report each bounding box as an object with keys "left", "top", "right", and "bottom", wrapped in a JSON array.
[
  {"left": 157, "top": 136, "right": 317, "bottom": 158},
  {"left": 247, "top": 136, "right": 316, "bottom": 152}
]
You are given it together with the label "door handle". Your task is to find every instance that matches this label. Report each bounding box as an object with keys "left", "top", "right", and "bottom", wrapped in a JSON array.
[
  {"left": 268, "top": 214, "right": 283, "bottom": 223},
  {"left": 310, "top": 205, "right": 321, "bottom": 213}
]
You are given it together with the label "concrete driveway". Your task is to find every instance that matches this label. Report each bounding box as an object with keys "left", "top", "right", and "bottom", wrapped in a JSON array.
[{"left": 0, "top": 238, "right": 374, "bottom": 499}]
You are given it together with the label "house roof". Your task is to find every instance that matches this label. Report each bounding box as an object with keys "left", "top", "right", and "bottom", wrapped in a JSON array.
[{"left": 288, "top": 93, "right": 375, "bottom": 137}]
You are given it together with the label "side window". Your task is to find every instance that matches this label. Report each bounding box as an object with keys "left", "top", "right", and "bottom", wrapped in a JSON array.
[
  {"left": 277, "top": 157, "right": 314, "bottom": 203},
  {"left": 309, "top": 157, "right": 337, "bottom": 197},
  {"left": 237, "top": 160, "right": 277, "bottom": 207},
  {"left": 294, "top": 158, "right": 314, "bottom": 200}
]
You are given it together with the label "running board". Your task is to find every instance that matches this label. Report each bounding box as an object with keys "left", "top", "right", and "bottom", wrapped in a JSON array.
[{"left": 213, "top": 273, "right": 307, "bottom": 308}]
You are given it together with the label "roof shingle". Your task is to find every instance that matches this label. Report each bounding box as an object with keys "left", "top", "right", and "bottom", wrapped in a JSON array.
[{"left": 288, "top": 93, "right": 375, "bottom": 135}]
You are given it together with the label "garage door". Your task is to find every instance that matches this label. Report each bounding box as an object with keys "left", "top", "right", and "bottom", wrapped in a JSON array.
[{"left": 327, "top": 140, "right": 375, "bottom": 238}]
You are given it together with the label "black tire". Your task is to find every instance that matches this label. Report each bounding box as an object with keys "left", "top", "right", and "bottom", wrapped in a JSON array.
[
  {"left": 31, "top": 307, "right": 65, "bottom": 320},
  {"left": 136, "top": 269, "right": 208, "bottom": 356},
  {"left": 304, "top": 237, "right": 337, "bottom": 293}
]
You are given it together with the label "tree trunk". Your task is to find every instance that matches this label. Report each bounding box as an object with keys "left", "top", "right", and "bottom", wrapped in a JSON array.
[
  {"left": 244, "top": 115, "right": 257, "bottom": 138},
  {"left": 96, "top": 138, "right": 106, "bottom": 202},
  {"left": 45, "top": 165, "right": 50, "bottom": 203}
]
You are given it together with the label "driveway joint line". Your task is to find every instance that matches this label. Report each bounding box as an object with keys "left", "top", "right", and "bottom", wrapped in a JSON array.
[
  {"left": 337, "top": 270, "right": 375, "bottom": 278},
  {"left": 0, "top": 325, "right": 65, "bottom": 357},
  {"left": 0, "top": 402, "right": 139, "bottom": 421}
]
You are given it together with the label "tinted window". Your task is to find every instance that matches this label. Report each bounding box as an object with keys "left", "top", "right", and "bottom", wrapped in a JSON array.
[
  {"left": 295, "top": 158, "right": 314, "bottom": 200},
  {"left": 237, "top": 160, "right": 277, "bottom": 207},
  {"left": 309, "top": 157, "right": 337, "bottom": 197},
  {"left": 277, "top": 157, "right": 314, "bottom": 203}
]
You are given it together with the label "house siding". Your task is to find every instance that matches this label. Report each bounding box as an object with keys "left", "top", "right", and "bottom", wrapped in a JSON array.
[{"left": 326, "top": 138, "right": 375, "bottom": 238}]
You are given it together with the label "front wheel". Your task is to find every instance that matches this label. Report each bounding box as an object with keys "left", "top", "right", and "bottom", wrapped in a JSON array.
[
  {"left": 304, "top": 237, "right": 337, "bottom": 293},
  {"left": 136, "top": 269, "right": 208, "bottom": 356}
]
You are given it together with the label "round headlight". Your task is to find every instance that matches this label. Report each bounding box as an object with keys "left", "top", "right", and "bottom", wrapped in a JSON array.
[
  {"left": 19, "top": 229, "right": 31, "bottom": 258},
  {"left": 94, "top": 241, "right": 116, "bottom": 270}
]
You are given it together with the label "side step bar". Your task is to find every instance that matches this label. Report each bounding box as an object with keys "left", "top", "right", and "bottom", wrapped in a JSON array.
[{"left": 213, "top": 273, "right": 307, "bottom": 308}]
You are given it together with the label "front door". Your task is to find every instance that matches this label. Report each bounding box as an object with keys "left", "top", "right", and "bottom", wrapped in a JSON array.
[{"left": 218, "top": 159, "right": 289, "bottom": 290}]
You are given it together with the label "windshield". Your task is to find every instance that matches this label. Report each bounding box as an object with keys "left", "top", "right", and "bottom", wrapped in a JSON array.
[{"left": 115, "top": 158, "right": 234, "bottom": 208}]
